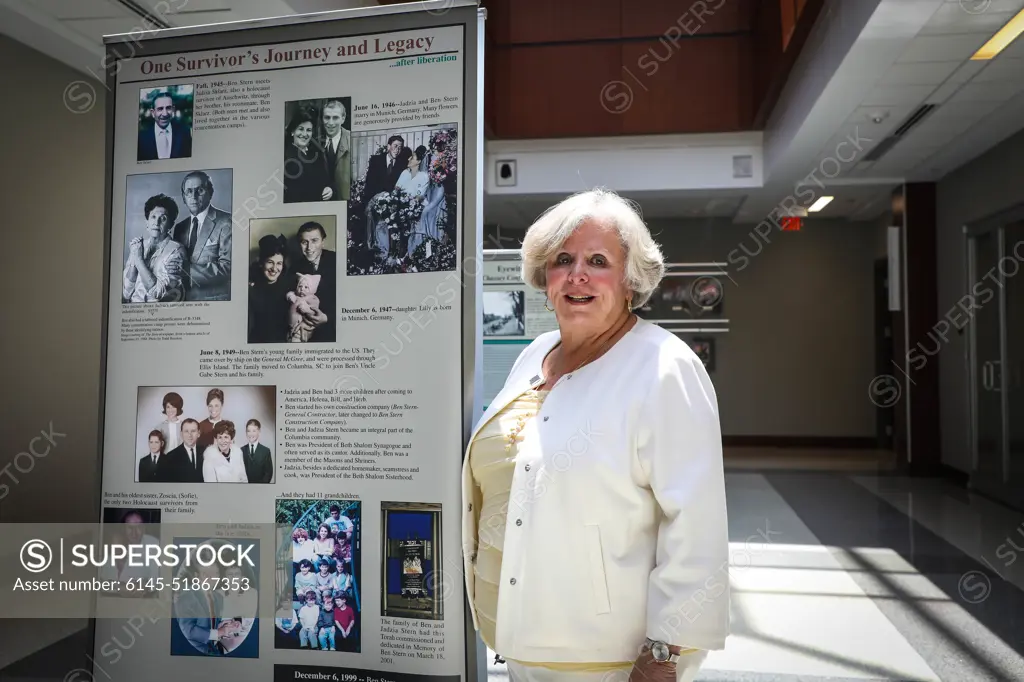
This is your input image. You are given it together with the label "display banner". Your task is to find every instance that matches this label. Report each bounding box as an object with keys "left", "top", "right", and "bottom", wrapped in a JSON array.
[
  {"left": 96, "top": 3, "right": 482, "bottom": 681},
  {"left": 481, "top": 250, "right": 555, "bottom": 407}
]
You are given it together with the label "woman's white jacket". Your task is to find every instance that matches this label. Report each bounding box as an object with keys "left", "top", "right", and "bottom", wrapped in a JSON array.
[{"left": 461, "top": 317, "right": 730, "bottom": 663}]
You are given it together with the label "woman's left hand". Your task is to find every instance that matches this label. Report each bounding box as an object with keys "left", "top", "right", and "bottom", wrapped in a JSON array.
[
  {"left": 322, "top": 186, "right": 334, "bottom": 201},
  {"left": 628, "top": 650, "right": 677, "bottom": 682}
]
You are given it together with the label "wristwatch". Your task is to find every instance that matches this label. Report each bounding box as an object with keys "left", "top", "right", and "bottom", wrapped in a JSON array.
[{"left": 643, "top": 638, "right": 680, "bottom": 664}]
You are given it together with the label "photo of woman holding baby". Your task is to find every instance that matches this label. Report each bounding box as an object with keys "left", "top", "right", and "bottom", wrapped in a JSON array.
[{"left": 247, "top": 216, "right": 337, "bottom": 344}]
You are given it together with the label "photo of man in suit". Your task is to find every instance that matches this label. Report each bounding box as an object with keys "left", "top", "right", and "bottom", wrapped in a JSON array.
[
  {"left": 138, "top": 90, "right": 193, "bottom": 162},
  {"left": 291, "top": 221, "right": 336, "bottom": 343},
  {"left": 242, "top": 419, "right": 274, "bottom": 483},
  {"left": 173, "top": 557, "right": 240, "bottom": 655},
  {"left": 363, "top": 135, "right": 405, "bottom": 200},
  {"left": 320, "top": 99, "right": 351, "bottom": 202},
  {"left": 157, "top": 418, "right": 204, "bottom": 483},
  {"left": 172, "top": 171, "right": 231, "bottom": 301}
]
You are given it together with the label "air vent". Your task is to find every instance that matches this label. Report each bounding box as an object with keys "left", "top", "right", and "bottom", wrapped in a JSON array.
[
  {"left": 863, "top": 104, "right": 938, "bottom": 162},
  {"left": 732, "top": 155, "right": 753, "bottom": 178}
]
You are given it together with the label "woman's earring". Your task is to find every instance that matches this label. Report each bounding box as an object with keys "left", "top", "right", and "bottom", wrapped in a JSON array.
[
  {"left": 626, "top": 298, "right": 632, "bottom": 313},
  {"left": 544, "top": 298, "right": 555, "bottom": 312}
]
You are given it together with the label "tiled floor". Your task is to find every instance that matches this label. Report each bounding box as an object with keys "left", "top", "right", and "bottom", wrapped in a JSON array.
[{"left": 486, "top": 470, "right": 1024, "bottom": 682}]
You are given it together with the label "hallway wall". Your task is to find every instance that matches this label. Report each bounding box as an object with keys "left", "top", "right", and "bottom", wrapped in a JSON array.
[
  {"left": 486, "top": 215, "right": 881, "bottom": 439},
  {"left": 936, "top": 127, "right": 1024, "bottom": 473},
  {"left": 0, "top": 35, "right": 105, "bottom": 523}
]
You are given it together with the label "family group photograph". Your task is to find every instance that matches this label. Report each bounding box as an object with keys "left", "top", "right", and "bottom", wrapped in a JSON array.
[{"left": 134, "top": 385, "right": 276, "bottom": 484}]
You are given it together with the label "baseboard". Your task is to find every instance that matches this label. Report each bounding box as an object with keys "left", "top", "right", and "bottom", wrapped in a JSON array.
[{"left": 723, "top": 435, "right": 879, "bottom": 449}]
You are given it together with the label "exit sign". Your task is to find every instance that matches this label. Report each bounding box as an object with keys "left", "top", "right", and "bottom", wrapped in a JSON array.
[{"left": 781, "top": 216, "right": 803, "bottom": 231}]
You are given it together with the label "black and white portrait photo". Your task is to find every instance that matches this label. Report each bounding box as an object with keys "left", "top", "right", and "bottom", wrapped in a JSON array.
[
  {"left": 282, "top": 97, "right": 352, "bottom": 204},
  {"left": 347, "top": 123, "right": 458, "bottom": 276},
  {"left": 122, "top": 169, "right": 232, "bottom": 303},
  {"left": 137, "top": 85, "right": 194, "bottom": 162},
  {"left": 134, "top": 385, "right": 276, "bottom": 484},
  {"left": 482, "top": 291, "right": 525, "bottom": 337},
  {"left": 248, "top": 216, "right": 337, "bottom": 344}
]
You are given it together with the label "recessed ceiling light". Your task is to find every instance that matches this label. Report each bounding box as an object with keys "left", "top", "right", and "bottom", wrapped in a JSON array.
[
  {"left": 971, "top": 8, "right": 1024, "bottom": 60},
  {"left": 807, "top": 196, "right": 834, "bottom": 213}
]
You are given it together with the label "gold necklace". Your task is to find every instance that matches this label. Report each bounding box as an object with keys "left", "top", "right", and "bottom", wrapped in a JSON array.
[{"left": 503, "top": 315, "right": 632, "bottom": 453}]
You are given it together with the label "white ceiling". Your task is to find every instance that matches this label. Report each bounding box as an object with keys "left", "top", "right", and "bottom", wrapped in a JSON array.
[
  {"left": 3, "top": 0, "right": 1023, "bottom": 225},
  {"left": 0, "top": 0, "right": 376, "bottom": 73},
  {"left": 737, "top": 0, "right": 1024, "bottom": 223}
]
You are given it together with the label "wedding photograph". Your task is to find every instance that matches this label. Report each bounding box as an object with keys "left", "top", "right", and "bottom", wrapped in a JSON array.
[
  {"left": 137, "top": 84, "right": 194, "bottom": 162},
  {"left": 482, "top": 291, "right": 525, "bottom": 337},
  {"left": 133, "top": 385, "right": 276, "bottom": 484},
  {"left": 275, "top": 499, "right": 362, "bottom": 653},
  {"left": 346, "top": 123, "right": 459, "bottom": 276},
  {"left": 123, "top": 168, "right": 233, "bottom": 303},
  {"left": 248, "top": 216, "right": 338, "bottom": 344},
  {"left": 170, "top": 537, "right": 260, "bottom": 659}
]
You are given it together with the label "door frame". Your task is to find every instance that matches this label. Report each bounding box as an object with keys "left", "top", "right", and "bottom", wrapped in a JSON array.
[{"left": 965, "top": 203, "right": 1024, "bottom": 489}]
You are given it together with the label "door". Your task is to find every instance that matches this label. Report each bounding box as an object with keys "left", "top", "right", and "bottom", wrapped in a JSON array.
[
  {"left": 1004, "top": 222, "right": 1024, "bottom": 509},
  {"left": 969, "top": 228, "right": 1005, "bottom": 489}
]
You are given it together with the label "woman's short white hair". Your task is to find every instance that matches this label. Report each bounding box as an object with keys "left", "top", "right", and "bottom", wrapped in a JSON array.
[{"left": 521, "top": 188, "right": 665, "bottom": 308}]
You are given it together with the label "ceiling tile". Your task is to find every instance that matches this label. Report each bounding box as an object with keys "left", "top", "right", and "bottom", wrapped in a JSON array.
[
  {"left": 948, "top": 80, "right": 1022, "bottom": 101},
  {"left": 878, "top": 60, "right": 964, "bottom": 85},
  {"left": 64, "top": 16, "right": 146, "bottom": 39},
  {"left": 926, "top": 80, "right": 964, "bottom": 103},
  {"left": 897, "top": 34, "right": 990, "bottom": 62},
  {"left": 946, "top": 59, "right": 989, "bottom": 82},
  {"left": 972, "top": 56, "right": 1024, "bottom": 80},
  {"left": 862, "top": 83, "right": 938, "bottom": 106},
  {"left": 922, "top": 4, "right": 1020, "bottom": 34},
  {"left": 25, "top": 0, "right": 131, "bottom": 20}
]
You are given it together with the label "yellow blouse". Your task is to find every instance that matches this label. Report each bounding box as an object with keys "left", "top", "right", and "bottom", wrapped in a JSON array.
[{"left": 468, "top": 388, "right": 632, "bottom": 673}]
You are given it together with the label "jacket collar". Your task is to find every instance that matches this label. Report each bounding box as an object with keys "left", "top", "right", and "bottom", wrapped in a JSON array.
[{"left": 468, "top": 332, "right": 561, "bottom": 446}]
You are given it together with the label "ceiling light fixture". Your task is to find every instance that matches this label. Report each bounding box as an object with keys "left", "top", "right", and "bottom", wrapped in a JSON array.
[
  {"left": 807, "top": 196, "right": 834, "bottom": 213},
  {"left": 971, "top": 8, "right": 1024, "bottom": 60}
]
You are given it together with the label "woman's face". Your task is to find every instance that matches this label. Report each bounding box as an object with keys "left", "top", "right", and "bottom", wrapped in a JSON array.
[
  {"left": 149, "top": 435, "right": 162, "bottom": 453},
  {"left": 407, "top": 152, "right": 420, "bottom": 170},
  {"left": 145, "top": 206, "right": 170, "bottom": 239},
  {"left": 215, "top": 431, "right": 232, "bottom": 452},
  {"left": 164, "top": 404, "right": 179, "bottom": 419},
  {"left": 545, "top": 220, "right": 631, "bottom": 335},
  {"left": 208, "top": 398, "right": 222, "bottom": 420},
  {"left": 262, "top": 254, "right": 284, "bottom": 284},
  {"left": 292, "top": 121, "right": 312, "bottom": 148},
  {"left": 319, "top": 526, "right": 329, "bottom": 539}
]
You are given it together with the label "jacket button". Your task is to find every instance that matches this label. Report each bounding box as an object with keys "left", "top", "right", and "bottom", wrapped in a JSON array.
[
  {"left": 515, "top": 519, "right": 522, "bottom": 526},
  {"left": 467, "top": 503, "right": 472, "bottom": 511},
  {"left": 524, "top": 464, "right": 530, "bottom": 471},
  {"left": 509, "top": 578, "right": 516, "bottom": 585}
]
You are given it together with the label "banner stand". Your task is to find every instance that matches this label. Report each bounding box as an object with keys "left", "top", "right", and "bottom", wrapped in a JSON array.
[{"left": 97, "top": 2, "right": 484, "bottom": 680}]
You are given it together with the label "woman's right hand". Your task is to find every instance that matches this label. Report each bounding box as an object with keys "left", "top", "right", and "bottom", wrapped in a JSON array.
[{"left": 129, "top": 237, "right": 144, "bottom": 261}]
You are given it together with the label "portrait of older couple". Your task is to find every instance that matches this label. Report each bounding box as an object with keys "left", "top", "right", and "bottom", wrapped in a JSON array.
[
  {"left": 122, "top": 168, "right": 232, "bottom": 303},
  {"left": 248, "top": 216, "right": 338, "bottom": 344},
  {"left": 135, "top": 385, "right": 276, "bottom": 484},
  {"left": 282, "top": 97, "right": 352, "bottom": 204}
]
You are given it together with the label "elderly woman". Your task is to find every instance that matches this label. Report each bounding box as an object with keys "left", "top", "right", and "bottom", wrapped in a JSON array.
[
  {"left": 462, "top": 189, "right": 729, "bottom": 682},
  {"left": 122, "top": 193, "right": 187, "bottom": 303}
]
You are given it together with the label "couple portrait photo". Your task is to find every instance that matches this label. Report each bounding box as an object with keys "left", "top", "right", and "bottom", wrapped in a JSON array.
[
  {"left": 282, "top": 97, "right": 351, "bottom": 204},
  {"left": 122, "top": 168, "right": 232, "bottom": 303},
  {"left": 347, "top": 123, "right": 459, "bottom": 276},
  {"left": 248, "top": 216, "right": 337, "bottom": 344},
  {"left": 134, "top": 385, "right": 276, "bottom": 484}
]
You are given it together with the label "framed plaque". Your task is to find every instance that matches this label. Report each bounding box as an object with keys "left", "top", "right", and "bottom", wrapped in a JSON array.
[{"left": 381, "top": 502, "right": 443, "bottom": 620}]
